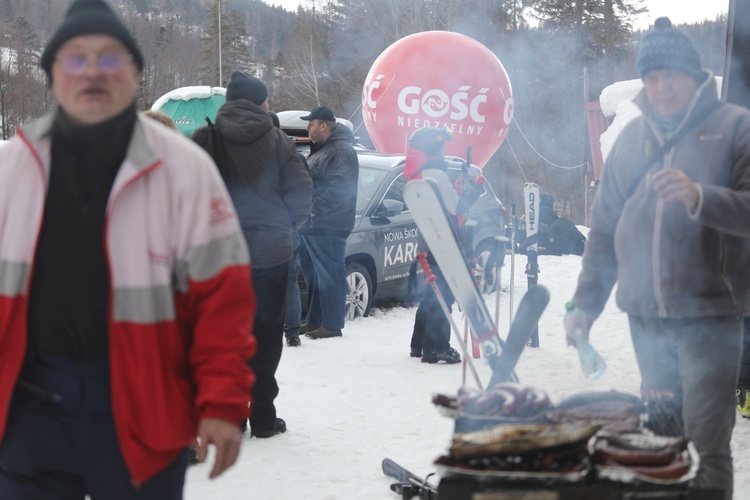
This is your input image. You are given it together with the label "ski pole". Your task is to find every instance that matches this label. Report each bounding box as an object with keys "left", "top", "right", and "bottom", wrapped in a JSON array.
[
  {"left": 462, "top": 318, "right": 469, "bottom": 386},
  {"left": 417, "top": 252, "right": 484, "bottom": 390},
  {"left": 493, "top": 235, "right": 507, "bottom": 334},
  {"left": 509, "top": 203, "right": 516, "bottom": 332}
]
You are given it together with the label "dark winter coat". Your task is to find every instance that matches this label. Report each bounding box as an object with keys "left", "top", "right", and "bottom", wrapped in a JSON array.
[
  {"left": 516, "top": 204, "right": 586, "bottom": 255},
  {"left": 534, "top": 206, "right": 586, "bottom": 256},
  {"left": 193, "top": 100, "right": 312, "bottom": 269},
  {"left": 547, "top": 216, "right": 585, "bottom": 256},
  {"left": 573, "top": 71, "right": 750, "bottom": 319},
  {"left": 302, "top": 123, "right": 359, "bottom": 237}
]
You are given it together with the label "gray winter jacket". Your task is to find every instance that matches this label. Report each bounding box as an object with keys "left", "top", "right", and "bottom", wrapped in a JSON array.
[
  {"left": 573, "top": 71, "right": 750, "bottom": 319},
  {"left": 193, "top": 100, "right": 312, "bottom": 268}
]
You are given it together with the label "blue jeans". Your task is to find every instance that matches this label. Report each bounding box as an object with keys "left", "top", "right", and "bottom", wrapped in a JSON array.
[
  {"left": 284, "top": 233, "right": 302, "bottom": 339},
  {"left": 299, "top": 234, "right": 347, "bottom": 330},
  {"left": 629, "top": 315, "right": 742, "bottom": 500}
]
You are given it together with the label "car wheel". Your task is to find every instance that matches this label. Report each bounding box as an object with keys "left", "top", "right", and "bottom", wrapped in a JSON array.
[
  {"left": 474, "top": 242, "right": 504, "bottom": 295},
  {"left": 346, "top": 262, "right": 373, "bottom": 320}
]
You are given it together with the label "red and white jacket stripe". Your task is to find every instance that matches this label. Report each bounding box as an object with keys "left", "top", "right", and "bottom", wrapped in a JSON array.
[{"left": 0, "top": 114, "right": 256, "bottom": 483}]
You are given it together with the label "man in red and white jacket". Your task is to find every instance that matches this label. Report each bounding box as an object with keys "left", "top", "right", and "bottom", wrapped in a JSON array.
[{"left": 0, "top": 1, "right": 256, "bottom": 497}]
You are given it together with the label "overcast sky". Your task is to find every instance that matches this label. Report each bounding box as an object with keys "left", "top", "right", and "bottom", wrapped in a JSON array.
[
  {"left": 262, "top": 0, "right": 728, "bottom": 31},
  {"left": 634, "top": 0, "right": 728, "bottom": 30}
]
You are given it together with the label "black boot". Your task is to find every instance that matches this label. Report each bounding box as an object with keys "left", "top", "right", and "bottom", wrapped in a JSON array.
[
  {"left": 422, "top": 347, "right": 460, "bottom": 364},
  {"left": 251, "top": 418, "right": 287, "bottom": 438}
]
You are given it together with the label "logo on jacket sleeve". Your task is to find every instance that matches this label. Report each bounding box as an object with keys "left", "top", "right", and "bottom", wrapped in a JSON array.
[{"left": 211, "top": 198, "right": 235, "bottom": 225}]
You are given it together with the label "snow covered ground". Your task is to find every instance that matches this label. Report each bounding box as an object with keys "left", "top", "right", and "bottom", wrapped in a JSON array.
[{"left": 184, "top": 236, "right": 750, "bottom": 499}]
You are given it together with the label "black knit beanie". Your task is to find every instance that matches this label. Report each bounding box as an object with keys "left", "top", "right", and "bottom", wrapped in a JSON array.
[
  {"left": 636, "top": 17, "right": 703, "bottom": 81},
  {"left": 225, "top": 71, "right": 268, "bottom": 105},
  {"left": 40, "top": 0, "right": 144, "bottom": 77}
]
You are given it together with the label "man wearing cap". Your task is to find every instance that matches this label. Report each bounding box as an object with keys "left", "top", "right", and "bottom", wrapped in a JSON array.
[
  {"left": 0, "top": 0, "right": 256, "bottom": 497},
  {"left": 564, "top": 18, "right": 750, "bottom": 498},
  {"left": 193, "top": 70, "right": 312, "bottom": 439},
  {"left": 298, "top": 106, "right": 359, "bottom": 339}
]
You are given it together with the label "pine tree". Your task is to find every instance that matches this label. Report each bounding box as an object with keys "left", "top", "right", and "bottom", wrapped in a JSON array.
[{"left": 200, "top": 0, "right": 251, "bottom": 86}]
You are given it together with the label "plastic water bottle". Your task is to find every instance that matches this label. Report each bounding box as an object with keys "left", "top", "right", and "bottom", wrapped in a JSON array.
[{"left": 573, "top": 328, "right": 607, "bottom": 379}]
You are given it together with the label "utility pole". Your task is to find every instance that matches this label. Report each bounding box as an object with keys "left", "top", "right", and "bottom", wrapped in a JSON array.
[
  {"left": 218, "top": 0, "right": 223, "bottom": 86},
  {"left": 0, "top": 77, "right": 6, "bottom": 140}
]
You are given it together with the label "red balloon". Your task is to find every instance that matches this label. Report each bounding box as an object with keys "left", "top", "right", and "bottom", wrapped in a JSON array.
[{"left": 362, "top": 31, "right": 513, "bottom": 168}]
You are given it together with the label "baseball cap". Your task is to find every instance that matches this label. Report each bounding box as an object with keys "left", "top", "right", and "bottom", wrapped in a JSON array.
[{"left": 300, "top": 106, "right": 335, "bottom": 121}]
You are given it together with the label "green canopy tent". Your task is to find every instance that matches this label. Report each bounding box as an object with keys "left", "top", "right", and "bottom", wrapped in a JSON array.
[{"left": 150, "top": 86, "right": 226, "bottom": 137}]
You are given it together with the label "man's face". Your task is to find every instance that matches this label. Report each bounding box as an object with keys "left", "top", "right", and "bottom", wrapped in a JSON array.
[
  {"left": 307, "top": 120, "right": 329, "bottom": 144},
  {"left": 52, "top": 35, "right": 140, "bottom": 125},
  {"left": 643, "top": 69, "right": 699, "bottom": 118}
]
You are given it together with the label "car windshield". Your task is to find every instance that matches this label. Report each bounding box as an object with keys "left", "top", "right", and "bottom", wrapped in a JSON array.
[{"left": 357, "top": 167, "right": 391, "bottom": 215}]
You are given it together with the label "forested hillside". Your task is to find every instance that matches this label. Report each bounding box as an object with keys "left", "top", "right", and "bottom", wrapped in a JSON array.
[{"left": 0, "top": 0, "right": 727, "bottom": 220}]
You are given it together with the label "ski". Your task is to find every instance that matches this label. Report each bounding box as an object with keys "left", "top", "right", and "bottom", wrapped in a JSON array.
[
  {"left": 382, "top": 458, "right": 438, "bottom": 500},
  {"left": 523, "top": 182, "right": 540, "bottom": 252},
  {"left": 523, "top": 182, "right": 541, "bottom": 348},
  {"left": 489, "top": 284, "right": 549, "bottom": 385},
  {"left": 404, "top": 179, "right": 515, "bottom": 381}
]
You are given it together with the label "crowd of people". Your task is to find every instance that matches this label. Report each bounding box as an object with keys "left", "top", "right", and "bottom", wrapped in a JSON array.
[{"left": 1, "top": 2, "right": 750, "bottom": 499}]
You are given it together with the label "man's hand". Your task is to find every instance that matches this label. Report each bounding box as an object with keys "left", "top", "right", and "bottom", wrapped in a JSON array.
[
  {"left": 564, "top": 308, "right": 594, "bottom": 347},
  {"left": 651, "top": 168, "right": 699, "bottom": 210},
  {"left": 197, "top": 418, "right": 242, "bottom": 479}
]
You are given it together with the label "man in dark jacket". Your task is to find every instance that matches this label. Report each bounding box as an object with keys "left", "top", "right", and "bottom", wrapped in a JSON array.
[
  {"left": 193, "top": 71, "right": 312, "bottom": 438},
  {"left": 298, "top": 106, "right": 359, "bottom": 339},
  {"left": 565, "top": 18, "right": 750, "bottom": 499}
]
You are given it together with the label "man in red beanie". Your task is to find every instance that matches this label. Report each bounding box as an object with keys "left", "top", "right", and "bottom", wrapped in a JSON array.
[{"left": 0, "top": 1, "right": 256, "bottom": 497}]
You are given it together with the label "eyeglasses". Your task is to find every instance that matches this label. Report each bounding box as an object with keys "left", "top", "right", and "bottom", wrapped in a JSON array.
[{"left": 54, "top": 53, "right": 134, "bottom": 75}]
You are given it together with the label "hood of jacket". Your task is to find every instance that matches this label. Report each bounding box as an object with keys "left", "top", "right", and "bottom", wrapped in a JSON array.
[{"left": 215, "top": 100, "right": 273, "bottom": 145}]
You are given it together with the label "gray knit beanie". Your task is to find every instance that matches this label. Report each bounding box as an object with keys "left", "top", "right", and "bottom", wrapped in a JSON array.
[{"left": 636, "top": 17, "right": 703, "bottom": 81}]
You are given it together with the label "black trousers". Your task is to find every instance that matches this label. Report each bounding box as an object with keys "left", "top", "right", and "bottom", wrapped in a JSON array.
[
  {"left": 0, "top": 351, "right": 189, "bottom": 499},
  {"left": 410, "top": 256, "right": 454, "bottom": 354},
  {"left": 248, "top": 262, "right": 289, "bottom": 430}
]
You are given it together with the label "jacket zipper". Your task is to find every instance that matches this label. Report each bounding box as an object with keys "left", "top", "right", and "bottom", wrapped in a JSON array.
[
  {"left": 719, "top": 234, "right": 738, "bottom": 307},
  {"left": 653, "top": 150, "right": 671, "bottom": 318},
  {"left": 17, "top": 379, "right": 62, "bottom": 402}
]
